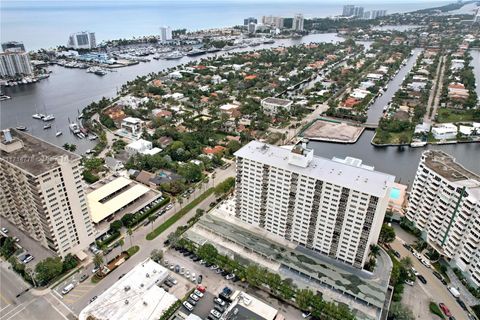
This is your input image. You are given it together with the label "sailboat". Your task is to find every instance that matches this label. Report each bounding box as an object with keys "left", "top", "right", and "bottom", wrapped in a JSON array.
[
  {"left": 43, "top": 123, "right": 52, "bottom": 130},
  {"left": 32, "top": 105, "right": 46, "bottom": 119},
  {"left": 42, "top": 104, "right": 55, "bottom": 122},
  {"left": 15, "top": 117, "right": 27, "bottom": 131}
]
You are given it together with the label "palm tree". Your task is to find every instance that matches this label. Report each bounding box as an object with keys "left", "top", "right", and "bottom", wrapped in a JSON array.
[
  {"left": 369, "top": 244, "right": 380, "bottom": 259},
  {"left": 127, "top": 228, "right": 133, "bottom": 247},
  {"left": 148, "top": 215, "right": 155, "bottom": 231},
  {"left": 93, "top": 253, "right": 104, "bottom": 269},
  {"left": 117, "top": 239, "right": 124, "bottom": 253}
]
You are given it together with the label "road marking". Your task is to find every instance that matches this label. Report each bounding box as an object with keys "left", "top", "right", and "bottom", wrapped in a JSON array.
[
  {"left": 0, "top": 303, "right": 25, "bottom": 319},
  {"left": 42, "top": 296, "right": 69, "bottom": 320},
  {"left": 47, "top": 292, "right": 76, "bottom": 316},
  {"left": 0, "top": 304, "right": 13, "bottom": 314},
  {"left": 3, "top": 300, "right": 34, "bottom": 320}
]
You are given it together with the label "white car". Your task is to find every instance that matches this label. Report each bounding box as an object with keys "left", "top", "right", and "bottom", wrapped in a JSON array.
[
  {"left": 302, "top": 312, "right": 311, "bottom": 318},
  {"left": 92, "top": 266, "right": 99, "bottom": 274},
  {"left": 421, "top": 259, "right": 431, "bottom": 268},
  {"left": 193, "top": 289, "right": 204, "bottom": 298},
  {"left": 191, "top": 275, "right": 196, "bottom": 283},
  {"left": 226, "top": 273, "right": 235, "bottom": 280},
  {"left": 190, "top": 293, "right": 199, "bottom": 301},
  {"left": 210, "top": 310, "right": 222, "bottom": 319},
  {"left": 23, "top": 255, "right": 34, "bottom": 264},
  {"left": 214, "top": 297, "right": 225, "bottom": 306},
  {"left": 210, "top": 265, "right": 219, "bottom": 270},
  {"left": 411, "top": 267, "right": 419, "bottom": 276},
  {"left": 1, "top": 227, "right": 8, "bottom": 234},
  {"left": 404, "top": 280, "right": 415, "bottom": 286},
  {"left": 183, "top": 301, "right": 194, "bottom": 311}
]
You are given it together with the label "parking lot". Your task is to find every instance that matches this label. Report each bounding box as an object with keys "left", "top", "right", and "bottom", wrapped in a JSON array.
[
  {"left": 164, "top": 248, "right": 304, "bottom": 319},
  {"left": 0, "top": 218, "right": 54, "bottom": 267}
]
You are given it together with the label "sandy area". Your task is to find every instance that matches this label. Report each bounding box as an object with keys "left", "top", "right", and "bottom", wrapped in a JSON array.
[{"left": 303, "top": 120, "right": 364, "bottom": 142}]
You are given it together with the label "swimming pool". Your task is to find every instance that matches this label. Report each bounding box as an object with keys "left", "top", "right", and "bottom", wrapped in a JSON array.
[{"left": 390, "top": 187, "right": 401, "bottom": 200}]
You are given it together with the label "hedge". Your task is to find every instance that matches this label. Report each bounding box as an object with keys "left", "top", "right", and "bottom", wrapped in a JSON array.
[
  {"left": 131, "top": 197, "right": 170, "bottom": 227},
  {"left": 146, "top": 188, "right": 214, "bottom": 240},
  {"left": 159, "top": 300, "right": 181, "bottom": 320},
  {"left": 126, "top": 246, "right": 139, "bottom": 257}
]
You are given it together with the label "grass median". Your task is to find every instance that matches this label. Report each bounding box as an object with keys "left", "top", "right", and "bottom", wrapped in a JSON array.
[{"left": 146, "top": 188, "right": 214, "bottom": 241}]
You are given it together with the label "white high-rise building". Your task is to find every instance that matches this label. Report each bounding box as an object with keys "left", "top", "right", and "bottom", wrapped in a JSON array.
[
  {"left": 406, "top": 150, "right": 480, "bottom": 287},
  {"left": 0, "top": 51, "right": 33, "bottom": 77},
  {"left": 0, "top": 129, "right": 95, "bottom": 258},
  {"left": 234, "top": 141, "right": 395, "bottom": 268},
  {"left": 262, "top": 16, "right": 284, "bottom": 28},
  {"left": 292, "top": 14, "right": 304, "bottom": 31},
  {"left": 159, "top": 26, "right": 172, "bottom": 43},
  {"left": 67, "top": 31, "right": 96, "bottom": 49},
  {"left": 248, "top": 22, "right": 257, "bottom": 34}
]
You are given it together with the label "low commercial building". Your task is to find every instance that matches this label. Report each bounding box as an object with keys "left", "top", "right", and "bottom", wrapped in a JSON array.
[
  {"left": 79, "top": 258, "right": 178, "bottom": 320},
  {"left": 406, "top": 151, "right": 480, "bottom": 287},
  {"left": 86, "top": 176, "right": 160, "bottom": 224},
  {"left": 260, "top": 97, "right": 293, "bottom": 115},
  {"left": 222, "top": 290, "right": 278, "bottom": 320}
]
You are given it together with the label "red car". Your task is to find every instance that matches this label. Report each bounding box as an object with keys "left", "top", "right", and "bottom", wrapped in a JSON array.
[
  {"left": 196, "top": 285, "right": 206, "bottom": 293},
  {"left": 439, "top": 303, "right": 452, "bottom": 317}
]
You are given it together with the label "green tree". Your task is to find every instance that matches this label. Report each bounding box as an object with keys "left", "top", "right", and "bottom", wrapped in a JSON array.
[
  {"left": 93, "top": 253, "right": 104, "bottom": 268},
  {"left": 148, "top": 215, "right": 156, "bottom": 230},
  {"left": 127, "top": 228, "right": 133, "bottom": 247},
  {"left": 214, "top": 177, "right": 235, "bottom": 196},
  {"left": 379, "top": 224, "right": 396, "bottom": 243},
  {"left": 35, "top": 257, "right": 63, "bottom": 284},
  {"left": 117, "top": 238, "right": 124, "bottom": 252},
  {"left": 110, "top": 220, "right": 123, "bottom": 232},
  {"left": 62, "top": 254, "right": 78, "bottom": 272},
  {"left": 296, "top": 288, "right": 314, "bottom": 311},
  {"left": 178, "top": 163, "right": 204, "bottom": 182},
  {"left": 369, "top": 244, "right": 380, "bottom": 259},
  {"left": 245, "top": 264, "right": 263, "bottom": 287},
  {"left": 197, "top": 243, "right": 218, "bottom": 264},
  {"left": 150, "top": 249, "right": 163, "bottom": 263},
  {"left": 0, "top": 237, "right": 16, "bottom": 258}
]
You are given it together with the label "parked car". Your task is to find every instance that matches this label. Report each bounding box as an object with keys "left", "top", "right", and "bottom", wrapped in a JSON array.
[
  {"left": 404, "top": 280, "right": 415, "bottom": 286},
  {"left": 1, "top": 227, "right": 8, "bottom": 233},
  {"left": 214, "top": 304, "right": 225, "bottom": 313},
  {"left": 62, "top": 283, "right": 75, "bottom": 295},
  {"left": 187, "top": 298, "right": 197, "bottom": 306},
  {"left": 199, "top": 259, "right": 206, "bottom": 265},
  {"left": 210, "top": 310, "right": 222, "bottom": 319},
  {"left": 196, "top": 285, "right": 206, "bottom": 293},
  {"left": 411, "top": 267, "right": 419, "bottom": 276},
  {"left": 89, "top": 296, "right": 97, "bottom": 303},
  {"left": 226, "top": 274, "right": 235, "bottom": 280},
  {"left": 118, "top": 273, "right": 126, "bottom": 279},
  {"left": 12, "top": 236, "right": 20, "bottom": 243},
  {"left": 214, "top": 297, "right": 226, "bottom": 306},
  {"left": 302, "top": 312, "right": 311, "bottom": 318},
  {"left": 22, "top": 254, "right": 34, "bottom": 264},
  {"left": 167, "top": 276, "right": 178, "bottom": 284},
  {"left": 393, "top": 251, "right": 401, "bottom": 258},
  {"left": 183, "top": 301, "right": 194, "bottom": 311},
  {"left": 174, "top": 265, "right": 180, "bottom": 273},
  {"left": 439, "top": 303, "right": 452, "bottom": 317},
  {"left": 457, "top": 299, "right": 468, "bottom": 311},
  {"left": 79, "top": 274, "right": 89, "bottom": 282},
  {"left": 210, "top": 265, "right": 219, "bottom": 270},
  {"left": 190, "top": 293, "right": 199, "bottom": 301},
  {"left": 92, "top": 266, "right": 99, "bottom": 274},
  {"left": 194, "top": 289, "right": 204, "bottom": 297},
  {"left": 197, "top": 275, "right": 203, "bottom": 284},
  {"left": 417, "top": 275, "right": 427, "bottom": 284}
]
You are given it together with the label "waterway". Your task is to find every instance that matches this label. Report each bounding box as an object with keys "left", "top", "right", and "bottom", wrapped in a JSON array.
[
  {"left": 366, "top": 48, "right": 422, "bottom": 123},
  {"left": 0, "top": 33, "right": 343, "bottom": 153}
]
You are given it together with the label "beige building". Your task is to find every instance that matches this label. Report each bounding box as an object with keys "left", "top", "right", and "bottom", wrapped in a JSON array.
[{"left": 0, "top": 129, "right": 95, "bottom": 258}]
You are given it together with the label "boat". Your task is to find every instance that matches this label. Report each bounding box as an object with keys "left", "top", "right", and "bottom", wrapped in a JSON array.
[
  {"left": 0, "top": 95, "right": 11, "bottom": 101},
  {"left": 69, "top": 122, "right": 81, "bottom": 134},
  {"left": 164, "top": 51, "right": 184, "bottom": 60},
  {"left": 43, "top": 124, "right": 52, "bottom": 130},
  {"left": 88, "top": 134, "right": 98, "bottom": 140},
  {"left": 32, "top": 113, "right": 45, "bottom": 119},
  {"left": 410, "top": 141, "right": 427, "bottom": 148},
  {"left": 15, "top": 125, "right": 27, "bottom": 131},
  {"left": 43, "top": 114, "right": 55, "bottom": 121},
  {"left": 206, "top": 47, "right": 221, "bottom": 53},
  {"left": 56, "top": 130, "right": 63, "bottom": 136},
  {"left": 77, "top": 132, "right": 85, "bottom": 139},
  {"left": 186, "top": 49, "right": 206, "bottom": 57},
  {"left": 94, "top": 69, "right": 108, "bottom": 76},
  {"left": 263, "top": 39, "right": 275, "bottom": 44}
]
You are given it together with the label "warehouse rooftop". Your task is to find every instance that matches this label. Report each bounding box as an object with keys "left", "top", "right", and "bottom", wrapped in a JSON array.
[{"left": 0, "top": 128, "right": 80, "bottom": 176}]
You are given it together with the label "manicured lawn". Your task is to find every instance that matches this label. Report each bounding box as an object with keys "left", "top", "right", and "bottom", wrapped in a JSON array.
[
  {"left": 429, "top": 302, "right": 445, "bottom": 319},
  {"left": 373, "top": 129, "right": 413, "bottom": 145},
  {"left": 146, "top": 188, "right": 214, "bottom": 240},
  {"left": 437, "top": 108, "right": 478, "bottom": 123},
  {"left": 126, "top": 245, "right": 139, "bottom": 257}
]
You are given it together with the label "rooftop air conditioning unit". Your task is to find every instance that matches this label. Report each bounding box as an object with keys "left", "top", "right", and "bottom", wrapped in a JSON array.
[{"left": 124, "top": 286, "right": 131, "bottom": 291}]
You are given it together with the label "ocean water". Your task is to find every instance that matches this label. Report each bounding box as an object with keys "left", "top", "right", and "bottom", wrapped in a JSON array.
[{"left": 1, "top": 0, "right": 450, "bottom": 50}]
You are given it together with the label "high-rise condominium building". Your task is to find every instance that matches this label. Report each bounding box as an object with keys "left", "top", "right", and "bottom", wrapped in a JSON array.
[
  {"left": 248, "top": 22, "right": 257, "bottom": 34},
  {"left": 342, "top": 5, "right": 355, "bottom": 16},
  {"left": 353, "top": 6, "right": 364, "bottom": 18},
  {"left": 371, "top": 10, "right": 387, "bottom": 19},
  {"left": 2, "top": 41, "right": 26, "bottom": 53},
  {"left": 234, "top": 141, "right": 395, "bottom": 268},
  {"left": 406, "top": 150, "right": 480, "bottom": 287},
  {"left": 0, "top": 51, "right": 33, "bottom": 77},
  {"left": 292, "top": 14, "right": 304, "bottom": 31},
  {"left": 262, "top": 16, "right": 284, "bottom": 28},
  {"left": 244, "top": 17, "right": 257, "bottom": 25},
  {"left": 67, "top": 31, "right": 96, "bottom": 49},
  {"left": 159, "top": 26, "right": 172, "bottom": 43},
  {"left": 0, "top": 129, "right": 95, "bottom": 258}
]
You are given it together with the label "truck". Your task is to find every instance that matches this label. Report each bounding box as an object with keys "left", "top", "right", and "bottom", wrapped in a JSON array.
[{"left": 448, "top": 286, "right": 461, "bottom": 298}]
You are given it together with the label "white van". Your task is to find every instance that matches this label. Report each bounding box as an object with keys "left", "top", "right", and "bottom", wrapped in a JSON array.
[{"left": 62, "top": 283, "right": 74, "bottom": 295}]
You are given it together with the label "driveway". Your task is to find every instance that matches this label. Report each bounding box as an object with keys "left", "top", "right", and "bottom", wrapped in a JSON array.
[{"left": 391, "top": 237, "right": 469, "bottom": 320}]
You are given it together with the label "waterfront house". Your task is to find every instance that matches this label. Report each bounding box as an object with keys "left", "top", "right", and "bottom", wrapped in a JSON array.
[{"left": 432, "top": 123, "right": 458, "bottom": 140}]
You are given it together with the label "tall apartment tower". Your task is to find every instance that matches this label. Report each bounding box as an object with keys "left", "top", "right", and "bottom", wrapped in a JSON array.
[
  {"left": 292, "top": 14, "right": 304, "bottom": 31},
  {"left": 0, "top": 129, "right": 95, "bottom": 258},
  {"left": 67, "top": 31, "right": 96, "bottom": 49},
  {"left": 159, "top": 26, "right": 172, "bottom": 43},
  {"left": 234, "top": 141, "right": 395, "bottom": 268},
  {"left": 406, "top": 150, "right": 480, "bottom": 287},
  {"left": 342, "top": 5, "right": 355, "bottom": 16},
  {"left": 0, "top": 51, "right": 33, "bottom": 77}
]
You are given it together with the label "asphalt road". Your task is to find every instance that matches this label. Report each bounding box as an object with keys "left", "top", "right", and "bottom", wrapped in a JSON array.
[
  {"left": 391, "top": 235, "right": 469, "bottom": 320},
  {"left": 63, "top": 164, "right": 236, "bottom": 315},
  {"left": 0, "top": 260, "right": 72, "bottom": 320}
]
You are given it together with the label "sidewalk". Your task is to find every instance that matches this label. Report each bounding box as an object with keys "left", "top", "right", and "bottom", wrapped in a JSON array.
[{"left": 446, "top": 268, "right": 480, "bottom": 307}]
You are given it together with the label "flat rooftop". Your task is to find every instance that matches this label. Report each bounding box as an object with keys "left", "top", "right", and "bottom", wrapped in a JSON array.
[
  {"left": 423, "top": 150, "right": 479, "bottom": 183},
  {"left": 79, "top": 259, "right": 177, "bottom": 320},
  {"left": 87, "top": 176, "right": 152, "bottom": 223},
  {"left": 0, "top": 129, "right": 80, "bottom": 176},
  {"left": 223, "top": 291, "right": 278, "bottom": 320},
  {"left": 235, "top": 141, "right": 395, "bottom": 198}
]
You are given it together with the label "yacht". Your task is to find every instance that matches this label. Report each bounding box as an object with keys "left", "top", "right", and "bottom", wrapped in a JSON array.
[
  {"left": 69, "top": 122, "right": 80, "bottom": 134},
  {"left": 15, "top": 125, "right": 27, "bottom": 131},
  {"left": 186, "top": 48, "right": 206, "bottom": 57},
  {"left": 0, "top": 95, "right": 11, "bottom": 101},
  {"left": 94, "top": 69, "right": 108, "bottom": 76},
  {"left": 32, "top": 113, "right": 46, "bottom": 119},
  {"left": 43, "top": 124, "right": 52, "bottom": 130},
  {"left": 43, "top": 114, "right": 55, "bottom": 121},
  {"left": 164, "top": 51, "right": 184, "bottom": 60}
]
